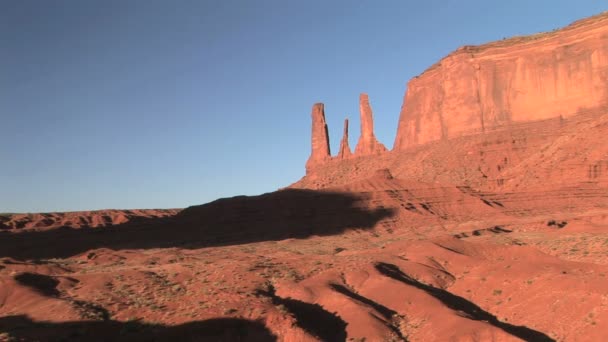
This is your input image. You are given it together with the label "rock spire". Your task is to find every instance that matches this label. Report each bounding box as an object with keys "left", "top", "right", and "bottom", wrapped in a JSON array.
[
  {"left": 305, "top": 103, "right": 331, "bottom": 171},
  {"left": 338, "top": 118, "right": 352, "bottom": 159},
  {"left": 354, "top": 93, "right": 387, "bottom": 155}
]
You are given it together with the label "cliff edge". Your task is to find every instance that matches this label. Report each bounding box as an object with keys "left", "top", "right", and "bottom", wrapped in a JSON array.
[{"left": 393, "top": 12, "right": 608, "bottom": 149}]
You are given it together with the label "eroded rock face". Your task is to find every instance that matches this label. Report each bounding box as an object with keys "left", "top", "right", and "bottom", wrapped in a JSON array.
[
  {"left": 394, "top": 13, "right": 608, "bottom": 150},
  {"left": 355, "top": 93, "right": 388, "bottom": 156},
  {"left": 338, "top": 119, "right": 352, "bottom": 159},
  {"left": 305, "top": 103, "right": 331, "bottom": 171}
]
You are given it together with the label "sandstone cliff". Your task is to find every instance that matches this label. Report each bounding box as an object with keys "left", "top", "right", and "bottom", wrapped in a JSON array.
[
  {"left": 394, "top": 12, "right": 608, "bottom": 149},
  {"left": 298, "top": 12, "right": 608, "bottom": 191}
]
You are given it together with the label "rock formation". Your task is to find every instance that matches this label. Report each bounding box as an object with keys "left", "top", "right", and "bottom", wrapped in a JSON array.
[
  {"left": 305, "top": 103, "right": 331, "bottom": 171},
  {"left": 394, "top": 12, "right": 608, "bottom": 150},
  {"left": 304, "top": 13, "right": 608, "bottom": 179},
  {"left": 338, "top": 118, "right": 352, "bottom": 159},
  {"left": 355, "top": 93, "right": 387, "bottom": 155},
  {"left": 298, "top": 12, "right": 608, "bottom": 190},
  {"left": 305, "top": 94, "right": 389, "bottom": 173}
]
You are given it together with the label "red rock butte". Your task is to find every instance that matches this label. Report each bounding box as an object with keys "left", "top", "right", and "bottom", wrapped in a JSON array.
[
  {"left": 301, "top": 12, "right": 608, "bottom": 191},
  {"left": 392, "top": 13, "right": 608, "bottom": 149}
]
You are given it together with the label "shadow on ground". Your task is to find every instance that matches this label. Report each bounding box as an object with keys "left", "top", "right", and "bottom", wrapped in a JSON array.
[
  {"left": 0, "top": 189, "right": 395, "bottom": 260},
  {"left": 256, "top": 285, "right": 347, "bottom": 342},
  {"left": 330, "top": 283, "right": 406, "bottom": 340},
  {"left": 374, "top": 262, "right": 555, "bottom": 342},
  {"left": 0, "top": 315, "right": 276, "bottom": 342},
  {"left": 14, "top": 272, "right": 61, "bottom": 296}
]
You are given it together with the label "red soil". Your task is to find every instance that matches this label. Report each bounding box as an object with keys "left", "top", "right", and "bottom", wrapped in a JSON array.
[{"left": 1, "top": 163, "right": 606, "bottom": 340}]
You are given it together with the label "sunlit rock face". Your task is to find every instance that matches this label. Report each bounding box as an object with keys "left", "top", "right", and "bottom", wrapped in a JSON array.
[
  {"left": 355, "top": 93, "right": 387, "bottom": 156},
  {"left": 394, "top": 13, "right": 608, "bottom": 150},
  {"left": 305, "top": 93, "right": 386, "bottom": 174},
  {"left": 306, "top": 103, "right": 331, "bottom": 172}
]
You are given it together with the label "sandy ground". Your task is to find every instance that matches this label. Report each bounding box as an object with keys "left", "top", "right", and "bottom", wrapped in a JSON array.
[{"left": 0, "top": 167, "right": 607, "bottom": 341}]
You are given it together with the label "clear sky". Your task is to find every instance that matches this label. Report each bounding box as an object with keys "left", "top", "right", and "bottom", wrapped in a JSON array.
[{"left": 1, "top": 1, "right": 605, "bottom": 212}]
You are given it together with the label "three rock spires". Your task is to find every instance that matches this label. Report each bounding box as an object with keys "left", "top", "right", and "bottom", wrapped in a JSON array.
[{"left": 305, "top": 93, "right": 387, "bottom": 172}]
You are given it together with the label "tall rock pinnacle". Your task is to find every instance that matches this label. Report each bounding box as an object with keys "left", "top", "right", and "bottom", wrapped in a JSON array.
[
  {"left": 305, "top": 103, "right": 331, "bottom": 171},
  {"left": 354, "top": 93, "right": 387, "bottom": 156},
  {"left": 338, "top": 118, "right": 352, "bottom": 159}
]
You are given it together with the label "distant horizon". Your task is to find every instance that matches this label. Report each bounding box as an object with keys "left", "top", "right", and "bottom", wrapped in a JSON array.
[{"left": 2, "top": 1, "right": 606, "bottom": 212}]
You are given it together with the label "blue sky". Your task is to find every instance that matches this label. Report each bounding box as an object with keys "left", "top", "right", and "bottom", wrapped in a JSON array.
[{"left": 1, "top": 1, "right": 605, "bottom": 212}]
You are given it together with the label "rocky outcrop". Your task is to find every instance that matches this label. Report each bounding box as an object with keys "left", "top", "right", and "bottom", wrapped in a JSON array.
[
  {"left": 355, "top": 94, "right": 387, "bottom": 155},
  {"left": 306, "top": 103, "right": 331, "bottom": 171},
  {"left": 338, "top": 119, "right": 352, "bottom": 159},
  {"left": 298, "top": 12, "right": 608, "bottom": 191},
  {"left": 394, "top": 12, "right": 608, "bottom": 150},
  {"left": 306, "top": 95, "right": 388, "bottom": 173}
]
